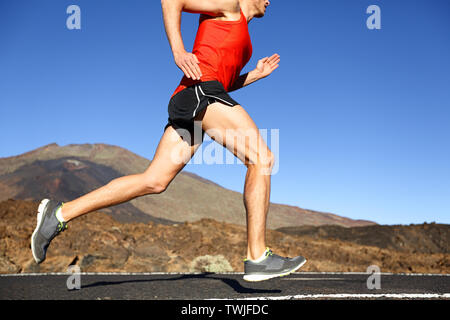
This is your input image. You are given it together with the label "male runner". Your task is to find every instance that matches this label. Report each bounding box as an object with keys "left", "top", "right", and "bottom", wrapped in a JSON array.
[{"left": 31, "top": 0, "right": 307, "bottom": 282}]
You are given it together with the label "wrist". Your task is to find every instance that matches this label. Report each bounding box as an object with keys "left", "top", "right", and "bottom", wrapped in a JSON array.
[
  {"left": 250, "top": 69, "right": 264, "bottom": 82},
  {"left": 172, "top": 48, "right": 186, "bottom": 57}
]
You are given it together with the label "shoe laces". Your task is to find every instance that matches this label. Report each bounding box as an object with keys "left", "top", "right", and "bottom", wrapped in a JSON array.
[
  {"left": 265, "top": 248, "right": 274, "bottom": 257},
  {"left": 266, "top": 248, "right": 290, "bottom": 260},
  {"left": 56, "top": 221, "right": 68, "bottom": 233},
  {"left": 55, "top": 203, "right": 67, "bottom": 233}
]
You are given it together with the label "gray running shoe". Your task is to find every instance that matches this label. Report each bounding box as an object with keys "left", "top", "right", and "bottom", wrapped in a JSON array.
[
  {"left": 31, "top": 199, "right": 67, "bottom": 264},
  {"left": 243, "top": 248, "right": 307, "bottom": 282}
]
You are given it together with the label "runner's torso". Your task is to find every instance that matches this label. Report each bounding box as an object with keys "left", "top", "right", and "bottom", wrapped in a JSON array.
[{"left": 171, "top": 8, "right": 253, "bottom": 97}]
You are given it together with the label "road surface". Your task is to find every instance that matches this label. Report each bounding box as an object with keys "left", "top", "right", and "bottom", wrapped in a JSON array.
[{"left": 1, "top": 272, "right": 449, "bottom": 300}]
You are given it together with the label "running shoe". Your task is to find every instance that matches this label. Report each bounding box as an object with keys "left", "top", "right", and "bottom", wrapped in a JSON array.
[
  {"left": 31, "top": 199, "right": 67, "bottom": 264},
  {"left": 243, "top": 248, "right": 307, "bottom": 282}
]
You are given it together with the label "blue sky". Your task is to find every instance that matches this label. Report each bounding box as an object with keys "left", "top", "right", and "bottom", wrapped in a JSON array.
[{"left": 1, "top": 0, "right": 449, "bottom": 225}]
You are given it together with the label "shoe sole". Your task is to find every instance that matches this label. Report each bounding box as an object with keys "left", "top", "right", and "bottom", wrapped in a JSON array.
[
  {"left": 243, "top": 258, "right": 307, "bottom": 282},
  {"left": 31, "top": 199, "right": 50, "bottom": 264}
]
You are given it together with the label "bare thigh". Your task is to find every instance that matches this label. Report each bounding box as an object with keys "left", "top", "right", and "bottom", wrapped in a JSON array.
[
  {"left": 195, "top": 102, "right": 273, "bottom": 167},
  {"left": 143, "top": 124, "right": 203, "bottom": 189}
]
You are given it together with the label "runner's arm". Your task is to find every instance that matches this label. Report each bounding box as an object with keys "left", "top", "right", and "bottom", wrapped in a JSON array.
[
  {"left": 228, "top": 71, "right": 258, "bottom": 92},
  {"left": 161, "top": 0, "right": 201, "bottom": 80},
  {"left": 161, "top": 0, "right": 238, "bottom": 80},
  {"left": 229, "top": 54, "right": 280, "bottom": 92},
  {"left": 177, "top": 0, "right": 239, "bottom": 16}
]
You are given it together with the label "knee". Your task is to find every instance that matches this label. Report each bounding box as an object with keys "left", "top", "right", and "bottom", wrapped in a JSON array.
[
  {"left": 263, "top": 151, "right": 276, "bottom": 172},
  {"left": 248, "top": 150, "right": 275, "bottom": 173},
  {"left": 142, "top": 175, "right": 167, "bottom": 195}
]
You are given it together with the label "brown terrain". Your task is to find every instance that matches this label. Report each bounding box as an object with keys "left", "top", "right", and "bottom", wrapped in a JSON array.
[
  {"left": 0, "top": 199, "right": 448, "bottom": 274},
  {"left": 1, "top": 144, "right": 448, "bottom": 275}
]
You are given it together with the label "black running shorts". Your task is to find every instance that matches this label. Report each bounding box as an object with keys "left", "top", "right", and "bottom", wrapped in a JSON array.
[{"left": 164, "top": 80, "right": 239, "bottom": 137}]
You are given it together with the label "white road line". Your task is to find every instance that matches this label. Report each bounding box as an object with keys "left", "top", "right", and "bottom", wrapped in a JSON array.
[
  {"left": 281, "top": 278, "right": 345, "bottom": 281},
  {"left": 211, "top": 293, "right": 450, "bottom": 300},
  {"left": 1, "top": 272, "right": 449, "bottom": 277},
  {"left": 298, "top": 272, "right": 450, "bottom": 276}
]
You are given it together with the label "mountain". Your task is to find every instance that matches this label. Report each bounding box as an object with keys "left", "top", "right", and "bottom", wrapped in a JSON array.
[
  {"left": 0, "top": 143, "right": 376, "bottom": 228},
  {"left": 1, "top": 199, "right": 447, "bottom": 274}
]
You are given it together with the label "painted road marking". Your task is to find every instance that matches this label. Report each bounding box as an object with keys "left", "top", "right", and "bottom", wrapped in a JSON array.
[
  {"left": 212, "top": 293, "right": 450, "bottom": 300},
  {"left": 281, "top": 277, "right": 346, "bottom": 281},
  {"left": 1, "top": 272, "right": 449, "bottom": 277}
]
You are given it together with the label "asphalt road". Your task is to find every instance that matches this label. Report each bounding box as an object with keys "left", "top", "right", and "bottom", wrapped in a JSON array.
[{"left": 1, "top": 272, "right": 449, "bottom": 300}]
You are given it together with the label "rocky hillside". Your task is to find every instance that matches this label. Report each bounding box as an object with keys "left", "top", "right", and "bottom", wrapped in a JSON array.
[
  {"left": 0, "top": 200, "right": 448, "bottom": 274},
  {"left": 277, "top": 224, "right": 449, "bottom": 254},
  {"left": 0, "top": 143, "right": 376, "bottom": 229}
]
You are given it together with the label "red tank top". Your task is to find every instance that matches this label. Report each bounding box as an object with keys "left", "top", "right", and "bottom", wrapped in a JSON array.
[{"left": 171, "top": 8, "right": 253, "bottom": 97}]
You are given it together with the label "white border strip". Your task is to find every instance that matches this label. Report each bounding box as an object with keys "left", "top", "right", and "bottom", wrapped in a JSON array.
[
  {"left": 192, "top": 85, "right": 201, "bottom": 117},
  {"left": 198, "top": 86, "right": 234, "bottom": 106},
  {"left": 211, "top": 293, "right": 450, "bottom": 300}
]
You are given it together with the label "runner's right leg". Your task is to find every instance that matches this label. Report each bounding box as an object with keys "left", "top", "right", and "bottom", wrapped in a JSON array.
[
  {"left": 31, "top": 124, "right": 203, "bottom": 263},
  {"left": 60, "top": 125, "right": 203, "bottom": 222}
]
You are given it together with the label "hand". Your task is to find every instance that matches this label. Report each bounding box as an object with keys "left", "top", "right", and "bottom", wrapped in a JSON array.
[
  {"left": 254, "top": 53, "right": 280, "bottom": 79},
  {"left": 173, "top": 50, "right": 202, "bottom": 80}
]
